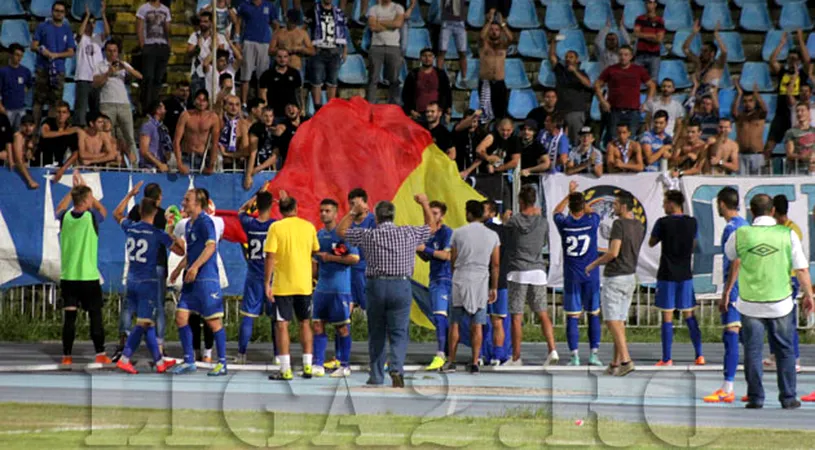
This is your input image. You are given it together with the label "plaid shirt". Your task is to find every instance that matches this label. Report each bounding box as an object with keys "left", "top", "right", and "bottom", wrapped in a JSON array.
[{"left": 345, "top": 222, "right": 431, "bottom": 278}]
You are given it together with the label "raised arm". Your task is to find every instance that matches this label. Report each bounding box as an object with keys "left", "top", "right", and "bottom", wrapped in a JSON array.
[
  {"left": 113, "top": 181, "right": 144, "bottom": 224},
  {"left": 769, "top": 32, "right": 788, "bottom": 74},
  {"left": 683, "top": 20, "right": 702, "bottom": 65},
  {"left": 731, "top": 82, "right": 743, "bottom": 119},
  {"left": 796, "top": 29, "right": 811, "bottom": 70},
  {"left": 713, "top": 24, "right": 727, "bottom": 66},
  {"left": 553, "top": 180, "right": 578, "bottom": 216},
  {"left": 548, "top": 34, "right": 558, "bottom": 67}
]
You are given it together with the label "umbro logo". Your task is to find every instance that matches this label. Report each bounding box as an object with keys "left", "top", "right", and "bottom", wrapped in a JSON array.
[
  {"left": 747, "top": 244, "right": 778, "bottom": 257},
  {"left": 211, "top": 293, "right": 220, "bottom": 299},
  {"left": 441, "top": 295, "right": 448, "bottom": 300}
]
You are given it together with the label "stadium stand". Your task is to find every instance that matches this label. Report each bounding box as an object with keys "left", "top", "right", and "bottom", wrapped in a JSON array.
[
  {"left": 30, "top": 0, "right": 58, "bottom": 19},
  {"left": 718, "top": 31, "right": 745, "bottom": 63},
  {"left": 405, "top": 27, "right": 432, "bottom": 60},
  {"left": 700, "top": 1, "right": 735, "bottom": 31},
  {"left": 555, "top": 29, "right": 588, "bottom": 60},
  {"left": 739, "top": 62, "right": 775, "bottom": 92},
  {"left": 544, "top": 0, "right": 578, "bottom": 31},
  {"left": 0, "top": 19, "right": 31, "bottom": 48},
  {"left": 664, "top": 1, "right": 694, "bottom": 32},
  {"left": 518, "top": 29, "right": 548, "bottom": 59},
  {"left": 583, "top": 0, "right": 613, "bottom": 32},
  {"left": 739, "top": 2, "right": 772, "bottom": 31},
  {"left": 504, "top": 58, "right": 532, "bottom": 89},
  {"left": 0, "top": 0, "right": 25, "bottom": 17},
  {"left": 623, "top": 0, "right": 646, "bottom": 30},
  {"left": 507, "top": 0, "right": 541, "bottom": 30},
  {"left": 507, "top": 88, "right": 538, "bottom": 119}
]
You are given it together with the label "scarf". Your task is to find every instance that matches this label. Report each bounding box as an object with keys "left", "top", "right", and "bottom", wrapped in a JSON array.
[
  {"left": 219, "top": 114, "right": 239, "bottom": 153},
  {"left": 542, "top": 129, "right": 564, "bottom": 171},
  {"left": 153, "top": 117, "right": 172, "bottom": 162},
  {"left": 479, "top": 81, "right": 493, "bottom": 124},
  {"left": 616, "top": 139, "right": 631, "bottom": 163},
  {"left": 444, "top": 0, "right": 462, "bottom": 17},
  {"left": 311, "top": 3, "right": 348, "bottom": 46}
]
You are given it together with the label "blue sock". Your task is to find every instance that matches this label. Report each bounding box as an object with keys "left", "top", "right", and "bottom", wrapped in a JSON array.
[
  {"left": 723, "top": 330, "right": 739, "bottom": 382},
  {"left": 238, "top": 316, "right": 254, "bottom": 355},
  {"left": 314, "top": 332, "right": 328, "bottom": 366},
  {"left": 685, "top": 316, "right": 703, "bottom": 358},
  {"left": 123, "top": 326, "right": 144, "bottom": 359},
  {"left": 214, "top": 328, "right": 227, "bottom": 365},
  {"left": 661, "top": 322, "right": 673, "bottom": 362},
  {"left": 339, "top": 333, "right": 352, "bottom": 367},
  {"left": 588, "top": 314, "right": 601, "bottom": 351},
  {"left": 433, "top": 314, "right": 448, "bottom": 355},
  {"left": 179, "top": 325, "right": 195, "bottom": 364},
  {"left": 566, "top": 316, "right": 579, "bottom": 352},
  {"left": 144, "top": 326, "right": 162, "bottom": 363},
  {"left": 794, "top": 329, "right": 800, "bottom": 359},
  {"left": 271, "top": 321, "right": 279, "bottom": 357}
]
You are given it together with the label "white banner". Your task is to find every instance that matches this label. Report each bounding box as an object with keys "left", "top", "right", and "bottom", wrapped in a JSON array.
[{"left": 543, "top": 173, "right": 666, "bottom": 288}]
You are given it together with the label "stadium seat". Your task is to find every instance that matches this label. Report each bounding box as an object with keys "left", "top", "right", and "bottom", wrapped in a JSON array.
[
  {"left": 427, "top": 0, "right": 442, "bottom": 25},
  {"left": 580, "top": 61, "right": 602, "bottom": 84},
  {"left": 718, "top": 88, "right": 736, "bottom": 117},
  {"left": 739, "top": 3, "right": 772, "bottom": 32},
  {"left": 739, "top": 62, "right": 774, "bottom": 92},
  {"left": 658, "top": 60, "right": 691, "bottom": 89},
  {"left": 671, "top": 29, "right": 700, "bottom": 58},
  {"left": 623, "top": 0, "right": 645, "bottom": 30},
  {"left": 537, "top": 61, "right": 556, "bottom": 87},
  {"left": 733, "top": 0, "right": 764, "bottom": 6},
  {"left": 405, "top": 28, "right": 432, "bottom": 59},
  {"left": 30, "top": 0, "right": 56, "bottom": 18},
  {"left": 455, "top": 58, "right": 480, "bottom": 90},
  {"left": 762, "top": 93, "right": 778, "bottom": 122},
  {"left": 779, "top": 2, "right": 812, "bottom": 31},
  {"left": 664, "top": 1, "right": 693, "bottom": 32},
  {"left": 583, "top": 0, "right": 613, "bottom": 31},
  {"left": 0, "top": 0, "right": 24, "bottom": 16},
  {"left": 0, "top": 20, "right": 31, "bottom": 48},
  {"left": 21, "top": 50, "right": 36, "bottom": 73},
  {"left": 701, "top": 1, "right": 735, "bottom": 31},
  {"left": 408, "top": 3, "right": 425, "bottom": 28},
  {"left": 469, "top": 89, "right": 480, "bottom": 111},
  {"left": 544, "top": 0, "right": 578, "bottom": 31},
  {"left": 590, "top": 96, "right": 601, "bottom": 121},
  {"left": 719, "top": 63, "right": 734, "bottom": 90},
  {"left": 762, "top": 30, "right": 791, "bottom": 62},
  {"left": 808, "top": 33, "right": 815, "bottom": 59},
  {"left": 518, "top": 29, "right": 548, "bottom": 59},
  {"left": 466, "top": 0, "right": 485, "bottom": 28},
  {"left": 352, "top": 0, "right": 376, "bottom": 24},
  {"left": 196, "top": 0, "right": 209, "bottom": 12},
  {"left": 337, "top": 54, "right": 368, "bottom": 84},
  {"left": 504, "top": 59, "right": 531, "bottom": 89},
  {"left": 360, "top": 27, "right": 371, "bottom": 52},
  {"left": 508, "top": 89, "right": 538, "bottom": 119},
  {"left": 65, "top": 57, "right": 76, "bottom": 79},
  {"left": 556, "top": 29, "right": 588, "bottom": 61},
  {"left": 62, "top": 82, "right": 76, "bottom": 110},
  {"left": 306, "top": 91, "right": 328, "bottom": 117},
  {"left": 718, "top": 32, "right": 745, "bottom": 63},
  {"left": 508, "top": 0, "right": 540, "bottom": 29},
  {"left": 346, "top": 35, "right": 357, "bottom": 54},
  {"left": 72, "top": 0, "right": 101, "bottom": 20}
]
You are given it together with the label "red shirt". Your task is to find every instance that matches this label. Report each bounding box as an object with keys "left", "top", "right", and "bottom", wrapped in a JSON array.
[
  {"left": 634, "top": 14, "right": 665, "bottom": 55},
  {"left": 598, "top": 63, "right": 651, "bottom": 110},
  {"left": 415, "top": 69, "right": 440, "bottom": 113}
]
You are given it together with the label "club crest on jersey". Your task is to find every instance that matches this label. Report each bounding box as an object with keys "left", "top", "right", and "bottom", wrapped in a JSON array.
[{"left": 581, "top": 185, "right": 647, "bottom": 253}]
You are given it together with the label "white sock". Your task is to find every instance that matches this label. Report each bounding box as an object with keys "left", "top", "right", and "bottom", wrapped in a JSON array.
[
  {"left": 436, "top": 351, "right": 445, "bottom": 358},
  {"left": 591, "top": 348, "right": 598, "bottom": 354},
  {"left": 571, "top": 350, "right": 579, "bottom": 356},
  {"left": 120, "top": 355, "right": 130, "bottom": 364},
  {"left": 279, "top": 354, "right": 291, "bottom": 372},
  {"left": 723, "top": 381, "right": 734, "bottom": 393},
  {"left": 204, "top": 348, "right": 212, "bottom": 359},
  {"left": 303, "top": 353, "right": 313, "bottom": 367}
]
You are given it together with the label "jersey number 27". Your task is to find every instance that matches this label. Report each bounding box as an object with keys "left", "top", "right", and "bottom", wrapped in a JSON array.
[{"left": 565, "top": 235, "right": 590, "bottom": 257}]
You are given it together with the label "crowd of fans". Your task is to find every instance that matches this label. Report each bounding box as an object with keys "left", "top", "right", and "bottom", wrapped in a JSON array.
[{"left": 1, "top": 0, "right": 815, "bottom": 194}]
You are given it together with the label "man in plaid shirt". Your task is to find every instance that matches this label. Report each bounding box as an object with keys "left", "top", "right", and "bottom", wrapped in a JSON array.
[{"left": 339, "top": 193, "right": 436, "bottom": 388}]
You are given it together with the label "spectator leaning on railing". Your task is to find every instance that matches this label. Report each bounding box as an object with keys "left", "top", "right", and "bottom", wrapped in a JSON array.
[
  {"left": 31, "top": 1, "right": 76, "bottom": 129},
  {"left": 0, "top": 43, "right": 33, "bottom": 130},
  {"left": 140, "top": 100, "right": 173, "bottom": 172},
  {"left": 733, "top": 82, "right": 769, "bottom": 175}
]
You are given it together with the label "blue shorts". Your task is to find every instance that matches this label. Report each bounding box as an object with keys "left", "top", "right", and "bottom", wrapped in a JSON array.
[
  {"left": 313, "top": 291, "right": 352, "bottom": 325},
  {"left": 792, "top": 277, "right": 800, "bottom": 299},
  {"left": 487, "top": 288, "right": 508, "bottom": 317},
  {"left": 430, "top": 279, "right": 452, "bottom": 316},
  {"left": 127, "top": 280, "right": 160, "bottom": 324},
  {"left": 563, "top": 279, "right": 600, "bottom": 315},
  {"left": 240, "top": 276, "right": 272, "bottom": 317},
  {"left": 721, "top": 287, "right": 741, "bottom": 328},
  {"left": 178, "top": 279, "right": 224, "bottom": 320},
  {"left": 452, "top": 306, "right": 487, "bottom": 325},
  {"left": 351, "top": 269, "right": 367, "bottom": 309},
  {"left": 655, "top": 279, "right": 696, "bottom": 311}
]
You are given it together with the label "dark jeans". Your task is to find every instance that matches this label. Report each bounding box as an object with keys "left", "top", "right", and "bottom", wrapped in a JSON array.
[
  {"left": 366, "top": 278, "right": 412, "bottom": 384},
  {"left": 742, "top": 309, "right": 797, "bottom": 406},
  {"left": 74, "top": 80, "right": 100, "bottom": 127},
  {"left": 606, "top": 108, "right": 641, "bottom": 145},
  {"left": 479, "top": 79, "right": 508, "bottom": 121},
  {"left": 141, "top": 44, "right": 170, "bottom": 114}
]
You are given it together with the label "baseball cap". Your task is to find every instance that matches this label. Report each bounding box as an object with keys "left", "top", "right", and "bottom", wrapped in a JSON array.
[
  {"left": 523, "top": 119, "right": 538, "bottom": 131},
  {"left": 579, "top": 126, "right": 592, "bottom": 135}
]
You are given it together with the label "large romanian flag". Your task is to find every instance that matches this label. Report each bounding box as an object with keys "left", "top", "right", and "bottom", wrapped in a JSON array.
[{"left": 222, "top": 97, "right": 483, "bottom": 328}]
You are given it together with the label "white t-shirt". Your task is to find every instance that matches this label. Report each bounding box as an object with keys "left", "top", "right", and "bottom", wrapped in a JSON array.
[
  {"left": 94, "top": 60, "right": 133, "bottom": 105},
  {"left": 644, "top": 97, "right": 685, "bottom": 137},
  {"left": 136, "top": 2, "right": 172, "bottom": 46},
  {"left": 187, "top": 31, "right": 228, "bottom": 78},
  {"left": 171, "top": 213, "right": 228, "bottom": 288},
  {"left": 75, "top": 34, "right": 104, "bottom": 82},
  {"left": 367, "top": 3, "right": 405, "bottom": 47},
  {"left": 205, "top": 67, "right": 237, "bottom": 100}
]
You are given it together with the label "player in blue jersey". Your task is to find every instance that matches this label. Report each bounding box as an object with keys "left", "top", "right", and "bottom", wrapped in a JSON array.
[
  {"left": 312, "top": 198, "right": 360, "bottom": 377},
  {"left": 649, "top": 190, "right": 704, "bottom": 366},
  {"left": 237, "top": 191, "right": 276, "bottom": 364},
  {"left": 419, "top": 201, "right": 453, "bottom": 371},
  {"left": 703, "top": 187, "right": 747, "bottom": 403},
  {"left": 170, "top": 189, "right": 228, "bottom": 376},
  {"left": 112, "top": 182, "right": 185, "bottom": 374},
  {"left": 483, "top": 200, "right": 511, "bottom": 365},
  {"left": 553, "top": 181, "right": 603, "bottom": 367}
]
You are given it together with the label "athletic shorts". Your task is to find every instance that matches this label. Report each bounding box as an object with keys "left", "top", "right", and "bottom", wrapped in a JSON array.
[
  {"left": 721, "top": 287, "right": 741, "bottom": 328},
  {"left": 452, "top": 306, "right": 487, "bottom": 325},
  {"left": 656, "top": 279, "right": 696, "bottom": 311},
  {"left": 313, "top": 291, "right": 351, "bottom": 325},
  {"left": 241, "top": 41, "right": 271, "bottom": 82},
  {"left": 563, "top": 279, "right": 601, "bottom": 315},
  {"left": 240, "top": 276, "right": 272, "bottom": 317},
  {"left": 439, "top": 20, "right": 467, "bottom": 54},
  {"left": 61, "top": 279, "right": 103, "bottom": 311},
  {"left": 272, "top": 295, "right": 312, "bottom": 322},
  {"left": 126, "top": 280, "right": 160, "bottom": 323},
  {"left": 601, "top": 274, "right": 635, "bottom": 321},
  {"left": 508, "top": 281, "right": 547, "bottom": 315},
  {"left": 487, "top": 288, "right": 508, "bottom": 317},
  {"left": 351, "top": 269, "right": 367, "bottom": 309},
  {"left": 430, "top": 279, "right": 452, "bottom": 316},
  {"left": 178, "top": 279, "right": 224, "bottom": 320}
]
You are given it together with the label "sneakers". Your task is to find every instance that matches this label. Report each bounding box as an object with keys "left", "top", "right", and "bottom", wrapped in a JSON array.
[
  {"left": 801, "top": 391, "right": 815, "bottom": 402},
  {"left": 269, "top": 369, "right": 293, "bottom": 381},
  {"left": 615, "top": 362, "right": 635, "bottom": 377},
  {"left": 324, "top": 359, "right": 340, "bottom": 370},
  {"left": 504, "top": 358, "right": 523, "bottom": 366},
  {"left": 655, "top": 360, "right": 673, "bottom": 367},
  {"left": 490, "top": 359, "right": 501, "bottom": 366},
  {"left": 782, "top": 399, "right": 801, "bottom": 410},
  {"left": 95, "top": 354, "right": 113, "bottom": 364},
  {"left": 741, "top": 395, "right": 749, "bottom": 402},
  {"left": 703, "top": 389, "right": 735, "bottom": 403},
  {"left": 695, "top": 356, "right": 706, "bottom": 366},
  {"left": 605, "top": 364, "right": 618, "bottom": 375},
  {"left": 207, "top": 363, "right": 228, "bottom": 376},
  {"left": 116, "top": 360, "right": 138, "bottom": 374},
  {"left": 111, "top": 347, "right": 124, "bottom": 363},
  {"left": 330, "top": 366, "right": 351, "bottom": 378},
  {"left": 61, "top": 356, "right": 73, "bottom": 365},
  {"left": 543, "top": 350, "right": 559, "bottom": 367},
  {"left": 567, "top": 355, "right": 580, "bottom": 366},
  {"left": 425, "top": 355, "right": 446, "bottom": 371},
  {"left": 468, "top": 364, "right": 480, "bottom": 374},
  {"left": 477, "top": 358, "right": 485, "bottom": 367},
  {"left": 390, "top": 371, "right": 405, "bottom": 388},
  {"left": 302, "top": 365, "right": 313, "bottom": 379},
  {"left": 440, "top": 361, "right": 456, "bottom": 373},
  {"left": 155, "top": 359, "right": 175, "bottom": 374},
  {"left": 588, "top": 353, "right": 603, "bottom": 367},
  {"left": 169, "top": 362, "right": 198, "bottom": 375},
  {"left": 312, "top": 366, "right": 326, "bottom": 377}
]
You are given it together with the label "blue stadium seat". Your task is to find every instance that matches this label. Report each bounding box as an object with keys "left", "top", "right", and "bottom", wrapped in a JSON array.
[
  {"left": 779, "top": 2, "right": 812, "bottom": 31},
  {"left": 623, "top": 0, "right": 645, "bottom": 30},
  {"left": 504, "top": 59, "right": 531, "bottom": 89},
  {"left": 583, "top": 0, "right": 613, "bottom": 31},
  {"left": 580, "top": 61, "right": 602, "bottom": 84},
  {"left": 739, "top": 3, "right": 772, "bottom": 32},
  {"left": 733, "top": 0, "right": 764, "bottom": 6},
  {"left": 427, "top": 0, "right": 442, "bottom": 25},
  {"left": 664, "top": 1, "right": 693, "bottom": 32},
  {"left": 455, "top": 58, "right": 480, "bottom": 90},
  {"left": 518, "top": 29, "right": 548, "bottom": 59},
  {"left": 693, "top": 0, "right": 714, "bottom": 5},
  {"left": 196, "top": 0, "right": 209, "bottom": 12},
  {"left": 718, "top": 32, "right": 745, "bottom": 63},
  {"left": 360, "top": 27, "right": 371, "bottom": 52},
  {"left": 537, "top": 61, "right": 556, "bottom": 87},
  {"left": 658, "top": 60, "right": 691, "bottom": 88},
  {"left": 701, "top": 1, "right": 735, "bottom": 31},
  {"left": 467, "top": 0, "right": 485, "bottom": 28},
  {"left": 508, "top": 0, "right": 540, "bottom": 29},
  {"left": 346, "top": 34, "right": 357, "bottom": 54},
  {"left": 544, "top": 0, "right": 578, "bottom": 31},
  {"left": 0, "top": 20, "right": 31, "bottom": 48},
  {"left": 556, "top": 29, "right": 588, "bottom": 61},
  {"left": 72, "top": 0, "right": 101, "bottom": 20},
  {"left": 408, "top": 3, "right": 425, "bottom": 27},
  {"left": 718, "top": 88, "right": 736, "bottom": 117},
  {"left": 65, "top": 57, "right": 76, "bottom": 79},
  {"left": 775, "top": 0, "right": 804, "bottom": 4},
  {"left": 740, "top": 62, "right": 774, "bottom": 92},
  {"left": 671, "top": 29, "right": 700, "bottom": 58},
  {"left": 352, "top": 0, "right": 376, "bottom": 24},
  {"left": 469, "top": 89, "right": 480, "bottom": 111},
  {"left": 0, "top": 0, "right": 24, "bottom": 16},
  {"left": 62, "top": 82, "right": 76, "bottom": 109},
  {"left": 808, "top": 32, "right": 815, "bottom": 59},
  {"left": 30, "top": 0, "right": 56, "bottom": 18},
  {"left": 508, "top": 89, "right": 538, "bottom": 119},
  {"left": 337, "top": 54, "right": 368, "bottom": 84},
  {"left": 590, "top": 96, "right": 601, "bottom": 121},
  {"left": 21, "top": 50, "right": 36, "bottom": 73},
  {"left": 405, "top": 28, "right": 432, "bottom": 59},
  {"left": 761, "top": 93, "right": 778, "bottom": 122},
  {"left": 306, "top": 91, "right": 328, "bottom": 117},
  {"left": 762, "top": 30, "right": 791, "bottom": 62}
]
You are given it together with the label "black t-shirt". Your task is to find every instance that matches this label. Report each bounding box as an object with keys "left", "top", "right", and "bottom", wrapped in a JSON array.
[
  {"left": 163, "top": 96, "right": 187, "bottom": 139},
  {"left": 652, "top": 215, "right": 697, "bottom": 281},
  {"left": 0, "top": 113, "right": 12, "bottom": 152},
  {"left": 554, "top": 63, "right": 592, "bottom": 113},
  {"left": 259, "top": 67, "right": 303, "bottom": 117},
  {"left": 128, "top": 205, "right": 169, "bottom": 268},
  {"left": 519, "top": 139, "right": 546, "bottom": 184},
  {"left": 249, "top": 121, "right": 278, "bottom": 166},
  {"left": 428, "top": 123, "right": 453, "bottom": 153},
  {"left": 39, "top": 118, "right": 79, "bottom": 166},
  {"left": 526, "top": 106, "right": 555, "bottom": 130},
  {"left": 454, "top": 128, "right": 487, "bottom": 173},
  {"left": 485, "top": 131, "right": 520, "bottom": 172},
  {"left": 275, "top": 118, "right": 302, "bottom": 168}
]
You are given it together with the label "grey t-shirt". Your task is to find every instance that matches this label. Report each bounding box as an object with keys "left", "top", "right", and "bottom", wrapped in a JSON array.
[
  {"left": 505, "top": 213, "right": 548, "bottom": 273},
  {"left": 451, "top": 222, "right": 500, "bottom": 312},
  {"left": 784, "top": 126, "right": 815, "bottom": 157},
  {"left": 368, "top": 3, "right": 405, "bottom": 47},
  {"left": 604, "top": 218, "right": 645, "bottom": 277}
]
